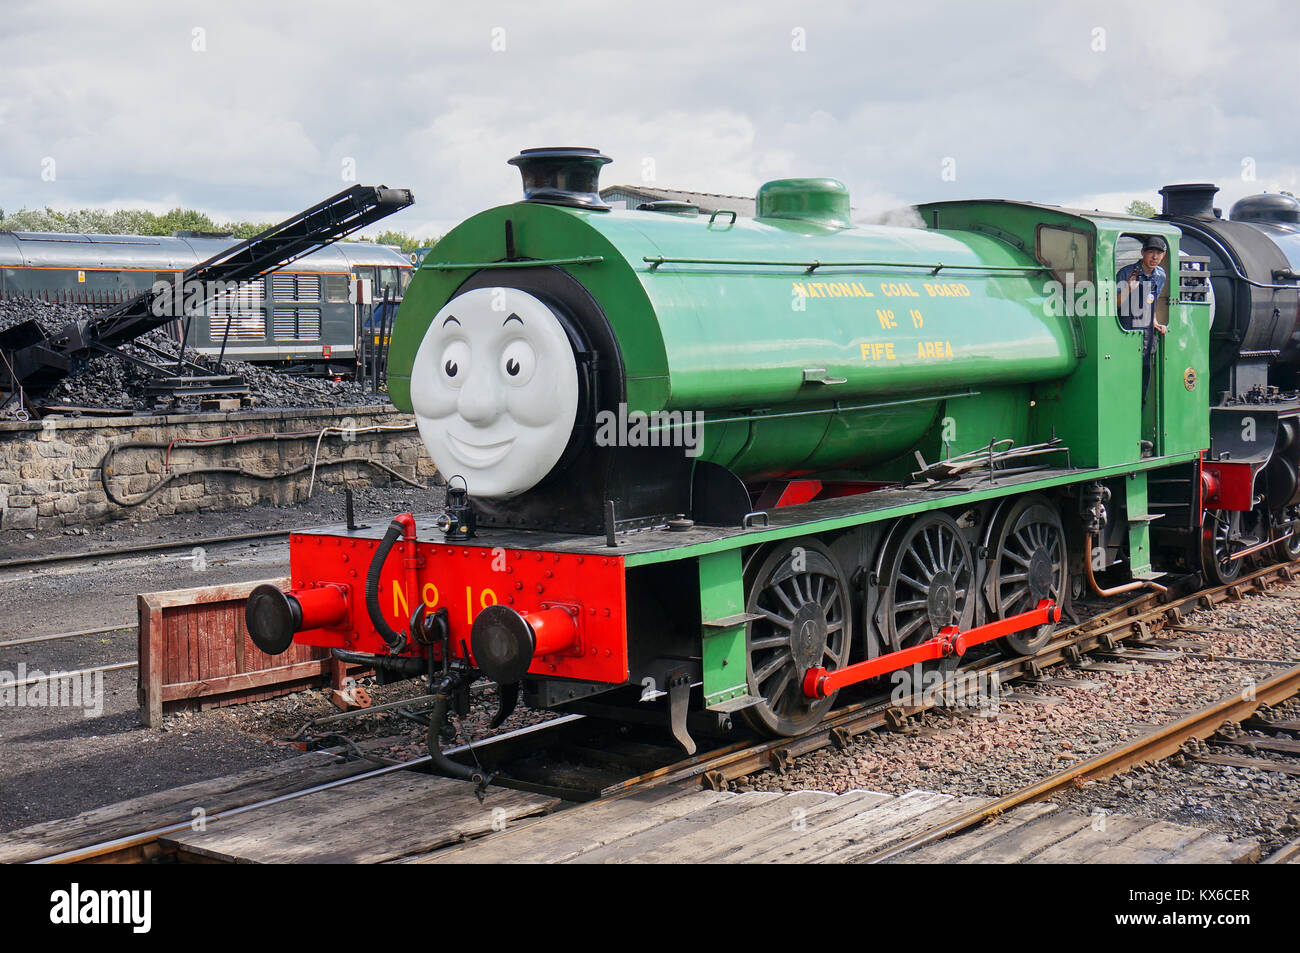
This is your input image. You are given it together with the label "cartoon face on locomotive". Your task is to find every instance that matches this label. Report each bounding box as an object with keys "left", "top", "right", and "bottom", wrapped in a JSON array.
[{"left": 246, "top": 148, "right": 1300, "bottom": 766}]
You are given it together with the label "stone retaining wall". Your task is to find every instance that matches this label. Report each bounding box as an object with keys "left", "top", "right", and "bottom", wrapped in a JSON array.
[{"left": 0, "top": 405, "right": 434, "bottom": 532}]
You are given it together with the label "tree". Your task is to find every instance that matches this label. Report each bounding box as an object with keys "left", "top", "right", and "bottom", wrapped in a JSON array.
[
  {"left": 0, "top": 206, "right": 431, "bottom": 251},
  {"left": 1, "top": 206, "right": 271, "bottom": 237},
  {"left": 1126, "top": 200, "right": 1157, "bottom": 218},
  {"left": 228, "top": 220, "right": 274, "bottom": 239},
  {"left": 152, "top": 208, "right": 221, "bottom": 234},
  {"left": 368, "top": 229, "right": 431, "bottom": 254}
]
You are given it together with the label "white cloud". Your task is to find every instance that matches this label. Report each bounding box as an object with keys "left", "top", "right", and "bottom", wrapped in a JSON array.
[{"left": 0, "top": 0, "right": 1295, "bottom": 229}]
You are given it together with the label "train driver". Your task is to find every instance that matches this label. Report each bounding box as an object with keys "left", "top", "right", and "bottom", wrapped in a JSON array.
[{"left": 1116, "top": 235, "right": 1168, "bottom": 405}]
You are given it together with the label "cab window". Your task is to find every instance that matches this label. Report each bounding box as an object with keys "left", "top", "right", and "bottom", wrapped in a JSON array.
[
  {"left": 1036, "top": 225, "right": 1094, "bottom": 284},
  {"left": 1116, "top": 233, "right": 1170, "bottom": 327},
  {"left": 377, "top": 267, "right": 400, "bottom": 299}
]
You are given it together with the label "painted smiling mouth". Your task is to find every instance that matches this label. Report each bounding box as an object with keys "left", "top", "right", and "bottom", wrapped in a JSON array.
[{"left": 447, "top": 433, "right": 516, "bottom": 467}]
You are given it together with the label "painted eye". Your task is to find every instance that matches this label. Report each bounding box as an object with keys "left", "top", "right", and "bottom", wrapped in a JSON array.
[
  {"left": 439, "top": 340, "right": 470, "bottom": 387},
  {"left": 501, "top": 340, "right": 535, "bottom": 386}
]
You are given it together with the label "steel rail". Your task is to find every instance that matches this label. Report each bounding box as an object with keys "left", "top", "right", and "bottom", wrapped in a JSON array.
[
  {"left": 861, "top": 660, "right": 1300, "bottom": 864},
  {"left": 32, "top": 755, "right": 428, "bottom": 864},
  {"left": 25, "top": 557, "right": 1300, "bottom": 864},
  {"left": 0, "top": 528, "right": 289, "bottom": 572},
  {"left": 584, "top": 601, "right": 1156, "bottom": 794},
  {"left": 26, "top": 713, "right": 576, "bottom": 864},
  {"left": 0, "top": 660, "right": 136, "bottom": 691},
  {"left": 606, "top": 560, "right": 1300, "bottom": 794},
  {"left": 0, "top": 622, "right": 137, "bottom": 649}
]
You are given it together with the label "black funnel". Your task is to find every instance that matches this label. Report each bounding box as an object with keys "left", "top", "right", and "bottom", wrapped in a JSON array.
[
  {"left": 1159, "top": 183, "right": 1219, "bottom": 219},
  {"left": 509, "top": 147, "right": 612, "bottom": 210}
]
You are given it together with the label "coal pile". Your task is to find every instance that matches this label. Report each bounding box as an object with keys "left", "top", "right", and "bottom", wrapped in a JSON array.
[
  {"left": 1, "top": 298, "right": 390, "bottom": 414},
  {"left": 0, "top": 297, "right": 98, "bottom": 336}
]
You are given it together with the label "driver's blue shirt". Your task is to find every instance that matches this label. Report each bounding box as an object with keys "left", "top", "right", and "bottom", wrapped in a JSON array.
[{"left": 1116, "top": 262, "right": 1166, "bottom": 334}]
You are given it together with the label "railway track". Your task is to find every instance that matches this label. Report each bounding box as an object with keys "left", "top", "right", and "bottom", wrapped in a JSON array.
[
  {"left": 20, "top": 557, "right": 1300, "bottom": 863},
  {"left": 443, "top": 558, "right": 1300, "bottom": 798},
  {"left": 23, "top": 717, "right": 568, "bottom": 864},
  {"left": 0, "top": 527, "right": 288, "bottom": 573},
  {"left": 861, "top": 660, "right": 1300, "bottom": 863},
  {"left": 0, "top": 622, "right": 137, "bottom": 650},
  {"left": 31, "top": 758, "right": 424, "bottom": 864}
]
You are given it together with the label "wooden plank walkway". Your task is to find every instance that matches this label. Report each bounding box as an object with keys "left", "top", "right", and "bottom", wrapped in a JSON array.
[
  {"left": 0, "top": 750, "right": 377, "bottom": 863},
  {"left": 425, "top": 788, "right": 982, "bottom": 864},
  {"left": 3, "top": 760, "right": 1261, "bottom": 864},
  {"left": 427, "top": 788, "right": 1259, "bottom": 864},
  {"left": 897, "top": 801, "right": 1259, "bottom": 864},
  {"left": 161, "top": 774, "right": 556, "bottom": 863},
  {"left": 1262, "top": 836, "right": 1300, "bottom": 864}
]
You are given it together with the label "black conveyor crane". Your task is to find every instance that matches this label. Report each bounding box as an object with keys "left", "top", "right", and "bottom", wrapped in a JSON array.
[{"left": 0, "top": 184, "right": 414, "bottom": 412}]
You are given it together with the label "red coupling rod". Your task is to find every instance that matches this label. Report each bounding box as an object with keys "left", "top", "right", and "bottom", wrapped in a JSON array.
[{"left": 802, "top": 599, "right": 1061, "bottom": 699}]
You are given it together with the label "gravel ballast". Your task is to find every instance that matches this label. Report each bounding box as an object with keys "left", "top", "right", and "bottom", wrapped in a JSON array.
[{"left": 739, "top": 584, "right": 1300, "bottom": 854}]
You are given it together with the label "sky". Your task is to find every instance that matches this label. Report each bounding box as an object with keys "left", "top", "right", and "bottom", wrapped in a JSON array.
[{"left": 0, "top": 0, "right": 1297, "bottom": 240}]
